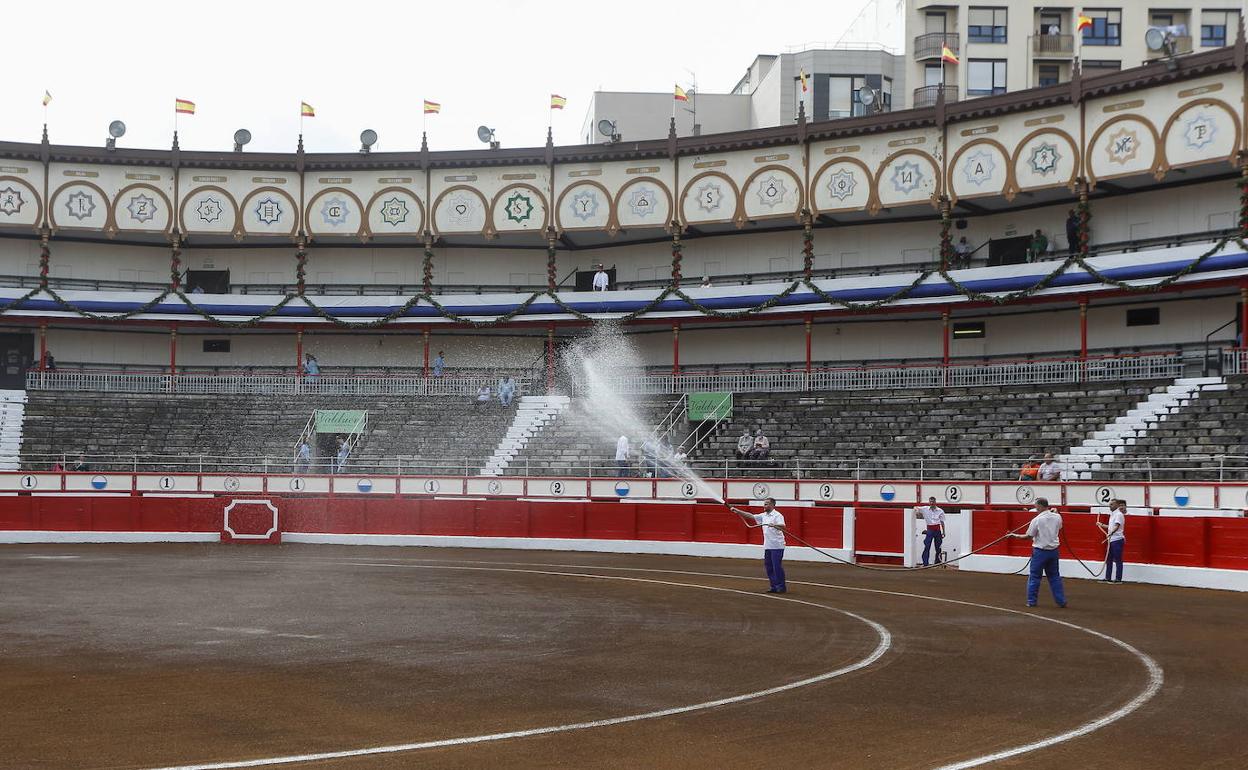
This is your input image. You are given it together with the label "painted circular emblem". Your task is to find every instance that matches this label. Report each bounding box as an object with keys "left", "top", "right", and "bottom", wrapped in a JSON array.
[
  {"left": 357, "top": 478, "right": 373, "bottom": 493},
  {"left": 879, "top": 484, "right": 896, "bottom": 502},
  {"left": 223, "top": 476, "right": 241, "bottom": 492},
  {"left": 817, "top": 483, "right": 834, "bottom": 500},
  {"left": 1015, "top": 486, "right": 1035, "bottom": 505},
  {"left": 944, "top": 485, "right": 961, "bottom": 503},
  {"left": 90, "top": 475, "right": 108, "bottom": 490},
  {"left": 1095, "top": 486, "right": 1114, "bottom": 506},
  {"left": 549, "top": 480, "right": 566, "bottom": 496},
  {"left": 20, "top": 474, "right": 37, "bottom": 490},
  {"left": 423, "top": 479, "right": 440, "bottom": 494},
  {"left": 158, "top": 476, "right": 176, "bottom": 491},
  {"left": 615, "top": 480, "right": 631, "bottom": 497},
  {"left": 680, "top": 481, "right": 697, "bottom": 499},
  {"left": 289, "top": 477, "right": 305, "bottom": 491},
  {"left": 487, "top": 479, "right": 502, "bottom": 495},
  {"left": 1173, "top": 487, "right": 1190, "bottom": 507},
  {"left": 752, "top": 482, "right": 771, "bottom": 499}
]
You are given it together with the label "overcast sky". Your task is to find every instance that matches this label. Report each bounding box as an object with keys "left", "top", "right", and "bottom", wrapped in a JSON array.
[{"left": 1, "top": 0, "right": 902, "bottom": 155}]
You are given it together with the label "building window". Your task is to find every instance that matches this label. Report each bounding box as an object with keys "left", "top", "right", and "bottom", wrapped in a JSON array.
[
  {"left": 952, "top": 322, "right": 986, "bottom": 339},
  {"left": 829, "top": 76, "right": 853, "bottom": 118},
  {"left": 1038, "top": 12, "right": 1062, "bottom": 35},
  {"left": 925, "top": 63, "right": 944, "bottom": 87},
  {"left": 968, "top": 7, "right": 1008, "bottom": 42},
  {"left": 1149, "top": 12, "right": 1174, "bottom": 28},
  {"left": 1082, "top": 59, "right": 1122, "bottom": 73},
  {"left": 925, "top": 11, "right": 948, "bottom": 33},
  {"left": 1202, "top": 10, "right": 1235, "bottom": 47},
  {"left": 1082, "top": 9, "right": 1122, "bottom": 46},
  {"left": 880, "top": 77, "right": 893, "bottom": 110},
  {"left": 1038, "top": 64, "right": 1060, "bottom": 87},
  {"left": 967, "top": 59, "right": 1007, "bottom": 96},
  {"left": 202, "top": 339, "right": 231, "bottom": 353},
  {"left": 1126, "top": 307, "right": 1160, "bottom": 327}
]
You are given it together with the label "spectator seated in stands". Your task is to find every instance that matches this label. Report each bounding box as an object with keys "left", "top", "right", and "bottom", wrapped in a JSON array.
[
  {"left": 475, "top": 384, "right": 492, "bottom": 410},
  {"left": 747, "top": 428, "right": 771, "bottom": 464},
  {"left": 1019, "top": 457, "right": 1040, "bottom": 481},
  {"left": 1037, "top": 452, "right": 1063, "bottom": 481},
  {"left": 735, "top": 428, "right": 753, "bottom": 462},
  {"left": 497, "top": 376, "right": 516, "bottom": 407},
  {"left": 1027, "top": 229, "right": 1049, "bottom": 262}
]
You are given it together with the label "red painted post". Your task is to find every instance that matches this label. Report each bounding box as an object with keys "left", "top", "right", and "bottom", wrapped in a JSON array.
[
  {"left": 546, "top": 323, "right": 555, "bottom": 393},
  {"left": 295, "top": 326, "right": 304, "bottom": 376},
  {"left": 38, "top": 323, "right": 46, "bottom": 371},
  {"left": 169, "top": 325, "right": 178, "bottom": 375},
  {"left": 422, "top": 327, "right": 430, "bottom": 377},
  {"left": 804, "top": 315, "right": 813, "bottom": 373},
  {"left": 672, "top": 323, "right": 680, "bottom": 376}
]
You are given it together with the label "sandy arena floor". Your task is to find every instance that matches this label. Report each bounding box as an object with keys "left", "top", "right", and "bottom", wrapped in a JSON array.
[{"left": 0, "top": 543, "right": 1243, "bottom": 769}]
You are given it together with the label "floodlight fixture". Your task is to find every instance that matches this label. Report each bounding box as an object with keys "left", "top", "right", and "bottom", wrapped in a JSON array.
[
  {"left": 597, "top": 119, "right": 621, "bottom": 143},
  {"left": 477, "top": 125, "right": 499, "bottom": 149},
  {"left": 233, "top": 128, "right": 252, "bottom": 152},
  {"left": 106, "top": 120, "right": 126, "bottom": 150},
  {"left": 359, "top": 128, "right": 378, "bottom": 153}
]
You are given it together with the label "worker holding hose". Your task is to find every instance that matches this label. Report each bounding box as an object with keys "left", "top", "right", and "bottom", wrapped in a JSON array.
[
  {"left": 731, "top": 498, "right": 787, "bottom": 594},
  {"left": 1010, "top": 498, "right": 1067, "bottom": 608}
]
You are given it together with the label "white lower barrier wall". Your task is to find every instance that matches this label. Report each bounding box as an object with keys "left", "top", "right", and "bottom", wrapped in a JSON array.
[
  {"left": 0, "top": 531, "right": 219, "bottom": 544},
  {"left": 955, "top": 510, "right": 1248, "bottom": 592},
  {"left": 281, "top": 532, "right": 855, "bottom": 564}
]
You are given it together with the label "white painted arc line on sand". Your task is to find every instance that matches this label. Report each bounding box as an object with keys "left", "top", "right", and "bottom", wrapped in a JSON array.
[
  {"left": 146, "top": 565, "right": 892, "bottom": 770},
  {"left": 229, "top": 554, "right": 1167, "bottom": 769}
]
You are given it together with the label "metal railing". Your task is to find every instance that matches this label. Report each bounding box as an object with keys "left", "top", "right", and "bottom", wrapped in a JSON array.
[
  {"left": 913, "top": 32, "right": 959, "bottom": 60},
  {"left": 1032, "top": 33, "right": 1075, "bottom": 55},
  {"left": 1223, "top": 348, "right": 1246, "bottom": 375},
  {"left": 23, "top": 451, "right": 1248, "bottom": 482},
  {"left": 912, "top": 84, "right": 958, "bottom": 109},
  {"left": 571, "top": 353, "right": 1182, "bottom": 396},
  {"left": 26, "top": 370, "right": 536, "bottom": 397}
]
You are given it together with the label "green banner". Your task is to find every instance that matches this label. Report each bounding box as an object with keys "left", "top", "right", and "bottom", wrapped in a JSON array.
[
  {"left": 315, "top": 409, "right": 366, "bottom": 434},
  {"left": 688, "top": 392, "right": 732, "bottom": 421}
]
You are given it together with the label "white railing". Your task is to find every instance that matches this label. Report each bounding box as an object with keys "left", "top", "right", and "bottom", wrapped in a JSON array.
[
  {"left": 573, "top": 353, "right": 1183, "bottom": 395},
  {"left": 26, "top": 370, "right": 535, "bottom": 397},
  {"left": 1224, "top": 349, "right": 1246, "bottom": 375}
]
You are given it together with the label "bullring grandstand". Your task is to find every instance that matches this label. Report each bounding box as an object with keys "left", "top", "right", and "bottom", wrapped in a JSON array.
[{"left": 3, "top": 15, "right": 1248, "bottom": 770}]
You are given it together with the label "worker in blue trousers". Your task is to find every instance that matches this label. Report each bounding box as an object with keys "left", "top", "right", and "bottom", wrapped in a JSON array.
[
  {"left": 1010, "top": 498, "right": 1067, "bottom": 608},
  {"left": 916, "top": 497, "right": 946, "bottom": 566},
  {"left": 1098, "top": 498, "right": 1127, "bottom": 584},
  {"left": 732, "top": 498, "right": 788, "bottom": 593}
]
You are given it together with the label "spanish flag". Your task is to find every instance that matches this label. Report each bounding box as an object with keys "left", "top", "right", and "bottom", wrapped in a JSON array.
[
  {"left": 1076, "top": 14, "right": 1093, "bottom": 32},
  {"left": 301, "top": 102, "right": 316, "bottom": 118},
  {"left": 423, "top": 100, "right": 441, "bottom": 114},
  {"left": 674, "top": 84, "right": 689, "bottom": 102},
  {"left": 941, "top": 46, "right": 959, "bottom": 65},
  {"left": 175, "top": 98, "right": 196, "bottom": 115},
  {"left": 799, "top": 68, "right": 809, "bottom": 93},
  {"left": 41, "top": 90, "right": 51, "bottom": 107},
  {"left": 550, "top": 94, "right": 567, "bottom": 110}
]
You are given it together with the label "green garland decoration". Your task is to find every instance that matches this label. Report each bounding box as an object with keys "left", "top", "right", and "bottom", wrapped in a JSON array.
[
  {"left": 422, "top": 243, "right": 434, "bottom": 295},
  {"left": 169, "top": 242, "right": 182, "bottom": 291},
  {"left": 1239, "top": 161, "right": 1248, "bottom": 237},
  {"left": 38, "top": 239, "right": 50, "bottom": 289},
  {"left": 295, "top": 241, "right": 308, "bottom": 296},
  {"left": 1077, "top": 190, "right": 1092, "bottom": 259},
  {"left": 173, "top": 290, "right": 297, "bottom": 329},
  {"left": 801, "top": 218, "right": 814, "bottom": 279},
  {"left": 803, "top": 270, "right": 935, "bottom": 311},
  {"left": 546, "top": 241, "right": 557, "bottom": 291},
  {"left": 671, "top": 228, "right": 683, "bottom": 286}
]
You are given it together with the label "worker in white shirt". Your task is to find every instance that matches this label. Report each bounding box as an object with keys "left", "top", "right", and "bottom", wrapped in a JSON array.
[
  {"left": 1037, "top": 452, "right": 1062, "bottom": 481},
  {"left": 592, "top": 264, "right": 610, "bottom": 291},
  {"left": 916, "top": 496, "right": 946, "bottom": 566},
  {"left": 614, "top": 435, "right": 630, "bottom": 477},
  {"left": 731, "top": 497, "right": 788, "bottom": 593},
  {"left": 1010, "top": 497, "right": 1067, "bottom": 608},
  {"left": 1097, "top": 498, "right": 1127, "bottom": 584}
]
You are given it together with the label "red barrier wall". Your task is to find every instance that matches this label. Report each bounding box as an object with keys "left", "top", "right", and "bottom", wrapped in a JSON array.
[
  {"left": 972, "top": 509, "right": 1248, "bottom": 571},
  {"left": 855, "top": 507, "right": 904, "bottom": 555}
]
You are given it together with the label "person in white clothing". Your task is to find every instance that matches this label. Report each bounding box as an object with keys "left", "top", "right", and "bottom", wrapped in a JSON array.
[
  {"left": 1098, "top": 498, "right": 1127, "bottom": 583},
  {"left": 731, "top": 497, "right": 787, "bottom": 593},
  {"left": 1037, "top": 453, "right": 1062, "bottom": 481},
  {"left": 916, "top": 497, "right": 945, "bottom": 566},
  {"left": 1010, "top": 498, "right": 1066, "bottom": 608},
  {"left": 614, "top": 435, "right": 630, "bottom": 477},
  {"left": 592, "top": 264, "right": 610, "bottom": 291}
]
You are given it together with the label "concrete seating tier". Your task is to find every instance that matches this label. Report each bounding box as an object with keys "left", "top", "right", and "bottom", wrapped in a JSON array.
[
  {"left": 20, "top": 392, "right": 516, "bottom": 475},
  {"left": 1093, "top": 376, "right": 1248, "bottom": 481},
  {"left": 690, "top": 382, "right": 1172, "bottom": 479}
]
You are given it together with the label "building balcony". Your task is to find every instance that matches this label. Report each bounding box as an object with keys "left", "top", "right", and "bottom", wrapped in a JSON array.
[
  {"left": 914, "top": 32, "right": 959, "bottom": 60},
  {"left": 912, "top": 84, "right": 958, "bottom": 108},
  {"left": 1031, "top": 33, "right": 1074, "bottom": 57}
]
